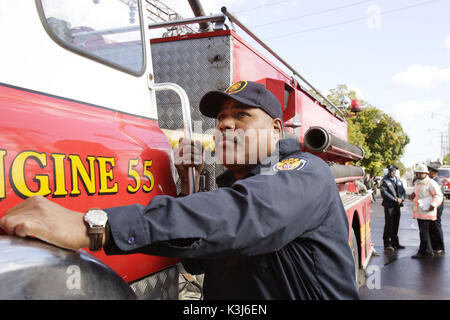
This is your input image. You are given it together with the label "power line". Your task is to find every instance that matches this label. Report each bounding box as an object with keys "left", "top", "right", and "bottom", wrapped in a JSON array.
[
  {"left": 251, "top": 0, "right": 373, "bottom": 28},
  {"left": 234, "top": 1, "right": 289, "bottom": 14},
  {"left": 263, "top": 0, "right": 442, "bottom": 41}
]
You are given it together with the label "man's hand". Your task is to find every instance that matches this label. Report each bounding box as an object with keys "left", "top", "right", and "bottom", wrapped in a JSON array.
[
  {"left": 0, "top": 196, "right": 89, "bottom": 251},
  {"left": 174, "top": 138, "right": 204, "bottom": 195}
]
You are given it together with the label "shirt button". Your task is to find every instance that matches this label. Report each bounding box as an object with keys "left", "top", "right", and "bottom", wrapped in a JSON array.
[{"left": 128, "top": 236, "right": 135, "bottom": 245}]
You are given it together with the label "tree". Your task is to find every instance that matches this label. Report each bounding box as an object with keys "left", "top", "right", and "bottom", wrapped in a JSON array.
[
  {"left": 444, "top": 154, "right": 449, "bottom": 165},
  {"left": 326, "top": 85, "right": 410, "bottom": 176}
]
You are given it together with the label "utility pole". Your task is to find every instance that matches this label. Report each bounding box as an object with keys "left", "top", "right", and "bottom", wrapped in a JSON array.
[
  {"left": 428, "top": 128, "right": 446, "bottom": 162},
  {"left": 431, "top": 113, "right": 450, "bottom": 164}
]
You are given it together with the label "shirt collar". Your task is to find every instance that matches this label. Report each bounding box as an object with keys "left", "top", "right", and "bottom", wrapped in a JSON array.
[
  {"left": 215, "top": 138, "right": 300, "bottom": 187},
  {"left": 385, "top": 174, "right": 396, "bottom": 182}
]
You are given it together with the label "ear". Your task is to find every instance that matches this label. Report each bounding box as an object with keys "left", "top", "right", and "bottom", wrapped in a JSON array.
[{"left": 272, "top": 118, "right": 283, "bottom": 134}]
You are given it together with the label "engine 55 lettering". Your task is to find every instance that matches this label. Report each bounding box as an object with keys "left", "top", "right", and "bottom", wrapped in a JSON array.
[{"left": 0, "top": 149, "right": 155, "bottom": 200}]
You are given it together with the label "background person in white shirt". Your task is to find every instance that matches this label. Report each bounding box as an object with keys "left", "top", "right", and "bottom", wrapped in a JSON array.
[{"left": 409, "top": 164, "right": 444, "bottom": 259}]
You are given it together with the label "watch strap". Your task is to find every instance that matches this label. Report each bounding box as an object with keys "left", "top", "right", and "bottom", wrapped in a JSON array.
[{"left": 87, "top": 226, "right": 105, "bottom": 251}]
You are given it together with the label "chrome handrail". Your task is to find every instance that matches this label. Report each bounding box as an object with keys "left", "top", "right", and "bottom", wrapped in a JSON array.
[
  {"left": 148, "top": 13, "right": 225, "bottom": 30},
  {"left": 148, "top": 82, "right": 196, "bottom": 195}
]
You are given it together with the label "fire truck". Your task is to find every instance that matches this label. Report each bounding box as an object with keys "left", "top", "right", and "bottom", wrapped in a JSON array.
[
  {"left": 438, "top": 166, "right": 450, "bottom": 198},
  {"left": 0, "top": 0, "right": 372, "bottom": 299}
]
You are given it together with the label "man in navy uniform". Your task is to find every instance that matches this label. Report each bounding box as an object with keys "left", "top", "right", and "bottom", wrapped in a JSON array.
[
  {"left": 380, "top": 164, "right": 406, "bottom": 251},
  {"left": 428, "top": 165, "right": 445, "bottom": 255},
  {"left": 0, "top": 81, "right": 359, "bottom": 300}
]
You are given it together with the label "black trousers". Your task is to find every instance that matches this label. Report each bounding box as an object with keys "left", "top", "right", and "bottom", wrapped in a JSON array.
[
  {"left": 417, "top": 220, "right": 434, "bottom": 255},
  {"left": 429, "top": 204, "right": 445, "bottom": 251},
  {"left": 383, "top": 206, "right": 401, "bottom": 246}
]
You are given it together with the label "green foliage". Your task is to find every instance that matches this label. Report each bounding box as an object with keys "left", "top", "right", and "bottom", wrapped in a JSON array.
[{"left": 326, "top": 85, "right": 410, "bottom": 176}]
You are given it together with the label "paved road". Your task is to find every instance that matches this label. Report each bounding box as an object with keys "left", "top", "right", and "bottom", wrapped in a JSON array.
[{"left": 359, "top": 192, "right": 450, "bottom": 299}]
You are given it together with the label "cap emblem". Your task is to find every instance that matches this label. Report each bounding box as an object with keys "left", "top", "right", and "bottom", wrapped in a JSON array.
[{"left": 225, "top": 80, "right": 247, "bottom": 94}]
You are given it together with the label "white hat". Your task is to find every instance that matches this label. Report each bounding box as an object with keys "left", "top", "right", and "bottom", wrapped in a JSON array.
[{"left": 414, "top": 163, "right": 429, "bottom": 173}]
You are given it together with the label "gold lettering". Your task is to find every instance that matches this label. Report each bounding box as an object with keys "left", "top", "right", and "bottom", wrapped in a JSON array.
[
  {"left": 3, "top": 150, "right": 155, "bottom": 199},
  {"left": 11, "top": 151, "right": 51, "bottom": 199},
  {"left": 0, "top": 150, "right": 6, "bottom": 200},
  {"left": 97, "top": 157, "right": 118, "bottom": 194},
  {"left": 51, "top": 153, "right": 68, "bottom": 197},
  {"left": 127, "top": 159, "right": 141, "bottom": 193},
  {"left": 142, "top": 160, "right": 154, "bottom": 193},
  {"left": 69, "top": 155, "right": 96, "bottom": 196}
]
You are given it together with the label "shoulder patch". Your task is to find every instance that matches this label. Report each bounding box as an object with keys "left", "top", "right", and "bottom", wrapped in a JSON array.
[{"left": 273, "top": 157, "right": 308, "bottom": 171}]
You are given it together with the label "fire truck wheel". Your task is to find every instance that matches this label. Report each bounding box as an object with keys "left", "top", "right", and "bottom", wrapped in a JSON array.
[{"left": 350, "top": 229, "right": 362, "bottom": 287}]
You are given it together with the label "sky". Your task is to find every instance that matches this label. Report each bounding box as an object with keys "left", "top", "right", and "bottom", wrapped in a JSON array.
[{"left": 157, "top": 0, "right": 450, "bottom": 169}]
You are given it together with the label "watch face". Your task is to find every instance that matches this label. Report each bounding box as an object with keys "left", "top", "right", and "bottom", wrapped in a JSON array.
[{"left": 85, "top": 209, "right": 108, "bottom": 227}]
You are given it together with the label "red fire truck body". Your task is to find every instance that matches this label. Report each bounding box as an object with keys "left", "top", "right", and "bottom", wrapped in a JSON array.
[
  {"left": 0, "top": 0, "right": 372, "bottom": 299},
  {"left": 0, "top": 83, "right": 179, "bottom": 283}
]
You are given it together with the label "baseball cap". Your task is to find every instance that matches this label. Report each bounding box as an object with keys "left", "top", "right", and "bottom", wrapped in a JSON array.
[
  {"left": 427, "top": 165, "right": 439, "bottom": 173},
  {"left": 387, "top": 164, "right": 398, "bottom": 172},
  {"left": 199, "top": 80, "right": 283, "bottom": 120}
]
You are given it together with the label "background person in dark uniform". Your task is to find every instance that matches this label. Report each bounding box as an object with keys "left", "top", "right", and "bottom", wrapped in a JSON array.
[
  {"left": 428, "top": 165, "right": 445, "bottom": 255},
  {"left": 380, "top": 164, "right": 406, "bottom": 251},
  {"left": 364, "top": 174, "right": 375, "bottom": 202},
  {"left": 0, "top": 81, "right": 359, "bottom": 300}
]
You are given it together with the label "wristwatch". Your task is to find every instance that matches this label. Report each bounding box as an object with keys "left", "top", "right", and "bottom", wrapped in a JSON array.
[{"left": 84, "top": 208, "right": 108, "bottom": 251}]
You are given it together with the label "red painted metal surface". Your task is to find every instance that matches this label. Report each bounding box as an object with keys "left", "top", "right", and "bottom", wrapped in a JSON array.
[
  {"left": 231, "top": 31, "right": 291, "bottom": 85},
  {"left": 0, "top": 83, "right": 178, "bottom": 283},
  {"left": 345, "top": 196, "right": 371, "bottom": 265}
]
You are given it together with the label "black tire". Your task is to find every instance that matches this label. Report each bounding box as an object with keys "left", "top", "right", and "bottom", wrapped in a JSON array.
[{"left": 350, "top": 229, "right": 363, "bottom": 287}]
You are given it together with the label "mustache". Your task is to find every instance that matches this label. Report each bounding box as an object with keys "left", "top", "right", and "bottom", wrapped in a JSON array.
[{"left": 214, "top": 131, "right": 244, "bottom": 146}]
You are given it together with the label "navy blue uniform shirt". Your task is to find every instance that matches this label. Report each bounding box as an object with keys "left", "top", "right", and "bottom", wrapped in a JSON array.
[
  {"left": 103, "top": 138, "right": 359, "bottom": 300},
  {"left": 380, "top": 174, "right": 406, "bottom": 208}
]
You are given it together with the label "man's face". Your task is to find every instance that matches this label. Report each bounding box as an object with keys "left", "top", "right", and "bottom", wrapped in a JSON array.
[
  {"left": 214, "top": 99, "right": 282, "bottom": 168},
  {"left": 388, "top": 170, "right": 396, "bottom": 177},
  {"left": 417, "top": 172, "right": 428, "bottom": 180},
  {"left": 428, "top": 170, "right": 438, "bottom": 178}
]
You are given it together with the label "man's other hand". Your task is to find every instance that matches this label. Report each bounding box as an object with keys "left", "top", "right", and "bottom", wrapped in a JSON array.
[
  {"left": 174, "top": 138, "right": 204, "bottom": 194},
  {"left": 0, "top": 195, "right": 89, "bottom": 251}
]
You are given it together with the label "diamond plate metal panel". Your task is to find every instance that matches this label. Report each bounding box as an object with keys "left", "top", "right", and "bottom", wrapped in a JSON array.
[
  {"left": 130, "top": 265, "right": 179, "bottom": 300},
  {"left": 152, "top": 35, "right": 232, "bottom": 120},
  {"left": 151, "top": 35, "right": 233, "bottom": 191}
]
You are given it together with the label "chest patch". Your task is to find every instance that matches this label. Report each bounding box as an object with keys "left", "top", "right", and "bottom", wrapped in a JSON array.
[{"left": 274, "top": 157, "right": 308, "bottom": 171}]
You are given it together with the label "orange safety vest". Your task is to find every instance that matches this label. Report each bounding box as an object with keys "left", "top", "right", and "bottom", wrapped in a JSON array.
[{"left": 412, "top": 176, "right": 443, "bottom": 220}]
